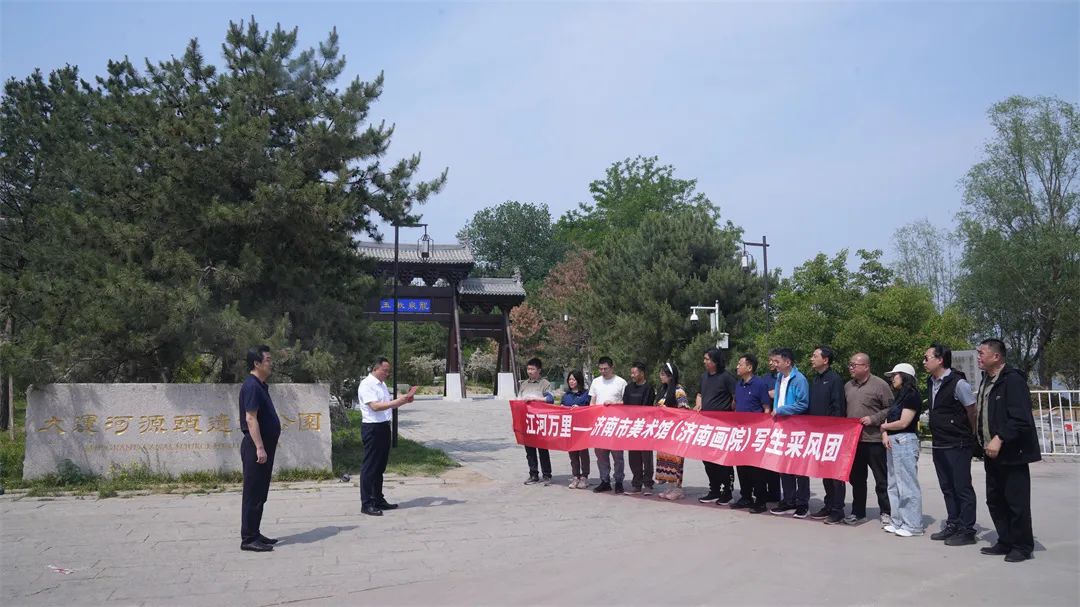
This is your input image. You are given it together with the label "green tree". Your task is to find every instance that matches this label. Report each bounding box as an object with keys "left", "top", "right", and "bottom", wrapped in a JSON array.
[
  {"left": 575, "top": 204, "right": 763, "bottom": 386},
  {"left": 456, "top": 200, "right": 563, "bottom": 286},
  {"left": 0, "top": 20, "right": 446, "bottom": 397},
  {"left": 956, "top": 95, "right": 1079, "bottom": 385},
  {"left": 554, "top": 156, "right": 717, "bottom": 251},
  {"left": 756, "top": 249, "right": 971, "bottom": 377}
]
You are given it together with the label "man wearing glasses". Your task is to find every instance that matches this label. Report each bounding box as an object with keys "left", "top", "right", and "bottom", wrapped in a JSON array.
[{"left": 843, "top": 353, "right": 895, "bottom": 526}]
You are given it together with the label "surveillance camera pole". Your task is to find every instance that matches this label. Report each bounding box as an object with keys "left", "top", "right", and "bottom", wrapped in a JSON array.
[{"left": 689, "top": 300, "right": 728, "bottom": 348}]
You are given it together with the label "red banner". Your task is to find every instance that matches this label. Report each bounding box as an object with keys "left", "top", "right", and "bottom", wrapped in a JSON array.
[{"left": 511, "top": 401, "right": 862, "bottom": 481}]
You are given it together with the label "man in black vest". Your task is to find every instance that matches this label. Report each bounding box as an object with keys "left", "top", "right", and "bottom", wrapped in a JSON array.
[
  {"left": 807, "top": 346, "right": 847, "bottom": 524},
  {"left": 975, "top": 339, "right": 1041, "bottom": 562},
  {"left": 924, "top": 343, "right": 978, "bottom": 546}
]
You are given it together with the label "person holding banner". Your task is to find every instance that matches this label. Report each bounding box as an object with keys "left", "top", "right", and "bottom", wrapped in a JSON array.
[
  {"left": 769, "top": 348, "right": 811, "bottom": 518},
  {"left": 880, "top": 363, "right": 924, "bottom": 537},
  {"left": 809, "top": 346, "right": 848, "bottom": 525},
  {"left": 624, "top": 362, "right": 657, "bottom": 495},
  {"left": 655, "top": 362, "right": 690, "bottom": 500},
  {"left": 561, "top": 370, "right": 592, "bottom": 489},
  {"left": 590, "top": 357, "right": 628, "bottom": 494},
  {"left": 695, "top": 348, "right": 738, "bottom": 505},
  {"left": 731, "top": 353, "right": 773, "bottom": 513},
  {"left": 518, "top": 357, "right": 555, "bottom": 486}
]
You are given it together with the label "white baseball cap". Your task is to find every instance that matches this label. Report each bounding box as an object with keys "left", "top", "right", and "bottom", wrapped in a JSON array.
[{"left": 885, "top": 363, "right": 917, "bottom": 378}]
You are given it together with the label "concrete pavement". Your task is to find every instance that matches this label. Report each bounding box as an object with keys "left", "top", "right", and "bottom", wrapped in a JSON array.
[{"left": 2, "top": 398, "right": 1078, "bottom": 606}]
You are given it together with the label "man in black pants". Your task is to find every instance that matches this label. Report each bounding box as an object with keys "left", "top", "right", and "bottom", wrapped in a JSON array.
[
  {"left": 924, "top": 343, "right": 979, "bottom": 546},
  {"left": 240, "top": 345, "right": 281, "bottom": 552},
  {"left": 975, "top": 339, "right": 1041, "bottom": 563},
  {"left": 623, "top": 362, "right": 657, "bottom": 495},
  {"left": 357, "top": 357, "right": 418, "bottom": 516},
  {"left": 695, "top": 348, "right": 737, "bottom": 505},
  {"left": 807, "top": 346, "right": 847, "bottom": 525}
]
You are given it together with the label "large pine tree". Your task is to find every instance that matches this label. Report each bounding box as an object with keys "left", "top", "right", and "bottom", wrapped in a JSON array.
[{"left": 0, "top": 19, "right": 446, "bottom": 396}]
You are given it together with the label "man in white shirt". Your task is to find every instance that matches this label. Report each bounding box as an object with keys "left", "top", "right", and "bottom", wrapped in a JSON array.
[
  {"left": 589, "top": 356, "right": 628, "bottom": 494},
  {"left": 356, "top": 357, "right": 418, "bottom": 516}
]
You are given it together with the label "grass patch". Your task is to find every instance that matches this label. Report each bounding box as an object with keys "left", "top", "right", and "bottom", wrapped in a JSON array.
[
  {"left": 333, "top": 410, "right": 458, "bottom": 476},
  {"left": 1, "top": 398, "right": 456, "bottom": 495}
]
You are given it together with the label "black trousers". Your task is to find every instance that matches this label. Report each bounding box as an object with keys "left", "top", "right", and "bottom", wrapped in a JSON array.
[
  {"left": 850, "top": 441, "right": 890, "bottom": 517},
  {"left": 704, "top": 461, "right": 735, "bottom": 494},
  {"left": 628, "top": 450, "right": 654, "bottom": 488},
  {"left": 822, "top": 478, "right": 846, "bottom": 516},
  {"left": 569, "top": 449, "right": 590, "bottom": 477},
  {"left": 524, "top": 446, "right": 552, "bottom": 477},
  {"left": 780, "top": 473, "right": 810, "bottom": 507},
  {"left": 240, "top": 434, "right": 277, "bottom": 544},
  {"left": 985, "top": 459, "right": 1034, "bottom": 555},
  {"left": 932, "top": 446, "right": 977, "bottom": 534},
  {"left": 764, "top": 469, "right": 781, "bottom": 502},
  {"left": 361, "top": 422, "right": 392, "bottom": 508},
  {"left": 736, "top": 465, "right": 768, "bottom": 505}
]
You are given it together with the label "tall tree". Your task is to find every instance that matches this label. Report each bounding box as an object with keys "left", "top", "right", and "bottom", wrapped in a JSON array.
[
  {"left": 533, "top": 250, "right": 594, "bottom": 378},
  {"left": 456, "top": 200, "right": 563, "bottom": 286},
  {"left": 575, "top": 204, "right": 763, "bottom": 386},
  {"left": 554, "top": 156, "right": 717, "bottom": 251},
  {"left": 0, "top": 20, "right": 446, "bottom": 396},
  {"left": 891, "top": 219, "right": 962, "bottom": 311},
  {"left": 956, "top": 95, "right": 1079, "bottom": 385}
]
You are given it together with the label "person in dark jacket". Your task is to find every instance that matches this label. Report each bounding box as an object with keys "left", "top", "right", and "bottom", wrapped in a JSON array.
[
  {"left": 695, "top": 348, "right": 738, "bottom": 504},
  {"left": 808, "top": 346, "right": 847, "bottom": 524},
  {"left": 623, "top": 362, "right": 657, "bottom": 495},
  {"left": 975, "top": 339, "right": 1042, "bottom": 563},
  {"left": 924, "top": 343, "right": 979, "bottom": 546}
]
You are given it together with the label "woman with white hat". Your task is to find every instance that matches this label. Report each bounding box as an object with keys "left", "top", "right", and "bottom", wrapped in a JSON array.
[{"left": 880, "top": 362, "right": 925, "bottom": 537}]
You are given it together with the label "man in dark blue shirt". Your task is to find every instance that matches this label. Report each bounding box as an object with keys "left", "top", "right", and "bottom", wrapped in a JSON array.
[
  {"left": 239, "top": 345, "right": 281, "bottom": 552},
  {"left": 731, "top": 353, "right": 774, "bottom": 513}
]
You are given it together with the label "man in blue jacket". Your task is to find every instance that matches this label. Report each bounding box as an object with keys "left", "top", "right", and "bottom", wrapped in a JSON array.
[
  {"left": 975, "top": 339, "right": 1042, "bottom": 563},
  {"left": 768, "top": 348, "right": 811, "bottom": 518}
]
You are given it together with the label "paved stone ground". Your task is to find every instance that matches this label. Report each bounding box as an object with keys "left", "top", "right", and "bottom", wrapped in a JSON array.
[{"left": 2, "top": 398, "right": 1078, "bottom": 606}]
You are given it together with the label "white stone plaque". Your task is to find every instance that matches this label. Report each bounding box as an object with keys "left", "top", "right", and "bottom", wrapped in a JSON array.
[{"left": 23, "top": 383, "right": 331, "bottom": 479}]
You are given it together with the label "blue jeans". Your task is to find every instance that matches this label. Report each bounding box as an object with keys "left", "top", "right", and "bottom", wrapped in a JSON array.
[{"left": 887, "top": 432, "right": 923, "bottom": 533}]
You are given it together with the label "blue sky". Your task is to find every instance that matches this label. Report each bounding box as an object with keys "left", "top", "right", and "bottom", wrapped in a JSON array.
[{"left": 3, "top": 1, "right": 1077, "bottom": 275}]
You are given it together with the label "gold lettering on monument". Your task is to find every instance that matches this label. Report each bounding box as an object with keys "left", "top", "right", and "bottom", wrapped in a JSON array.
[
  {"left": 74, "top": 414, "right": 99, "bottom": 433},
  {"left": 36, "top": 416, "right": 66, "bottom": 434},
  {"left": 172, "top": 414, "right": 202, "bottom": 434},
  {"left": 105, "top": 415, "right": 135, "bottom": 435},
  {"left": 299, "top": 412, "right": 322, "bottom": 431},
  {"left": 138, "top": 415, "right": 168, "bottom": 434},
  {"left": 206, "top": 414, "right": 232, "bottom": 434}
]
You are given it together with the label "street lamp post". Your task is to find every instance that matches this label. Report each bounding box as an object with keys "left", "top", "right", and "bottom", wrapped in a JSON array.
[
  {"left": 740, "top": 235, "right": 771, "bottom": 330},
  {"left": 392, "top": 222, "right": 432, "bottom": 447},
  {"left": 689, "top": 300, "right": 729, "bottom": 349}
]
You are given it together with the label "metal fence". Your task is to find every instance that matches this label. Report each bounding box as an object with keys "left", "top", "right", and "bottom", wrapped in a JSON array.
[{"left": 1033, "top": 390, "right": 1079, "bottom": 455}]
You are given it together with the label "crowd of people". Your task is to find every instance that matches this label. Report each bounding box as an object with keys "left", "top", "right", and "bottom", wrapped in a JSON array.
[{"left": 516, "top": 339, "right": 1042, "bottom": 563}]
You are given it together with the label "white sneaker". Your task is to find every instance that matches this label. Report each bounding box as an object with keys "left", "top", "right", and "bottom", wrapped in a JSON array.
[
  {"left": 577, "top": 478, "right": 589, "bottom": 489},
  {"left": 894, "top": 528, "right": 922, "bottom": 537},
  {"left": 667, "top": 487, "right": 685, "bottom": 501},
  {"left": 568, "top": 478, "right": 578, "bottom": 488},
  {"left": 883, "top": 524, "right": 897, "bottom": 534},
  {"left": 880, "top": 514, "right": 892, "bottom": 526}
]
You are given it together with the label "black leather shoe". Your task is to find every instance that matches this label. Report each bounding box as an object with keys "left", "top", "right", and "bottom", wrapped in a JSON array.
[
  {"left": 930, "top": 527, "right": 956, "bottom": 541},
  {"left": 1004, "top": 549, "right": 1033, "bottom": 563},
  {"left": 944, "top": 533, "right": 977, "bottom": 547},
  {"left": 980, "top": 544, "right": 1011, "bottom": 556},
  {"left": 241, "top": 541, "right": 273, "bottom": 552},
  {"left": 375, "top": 500, "right": 398, "bottom": 510},
  {"left": 361, "top": 505, "right": 383, "bottom": 517},
  {"left": 257, "top": 535, "right": 279, "bottom": 545}
]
